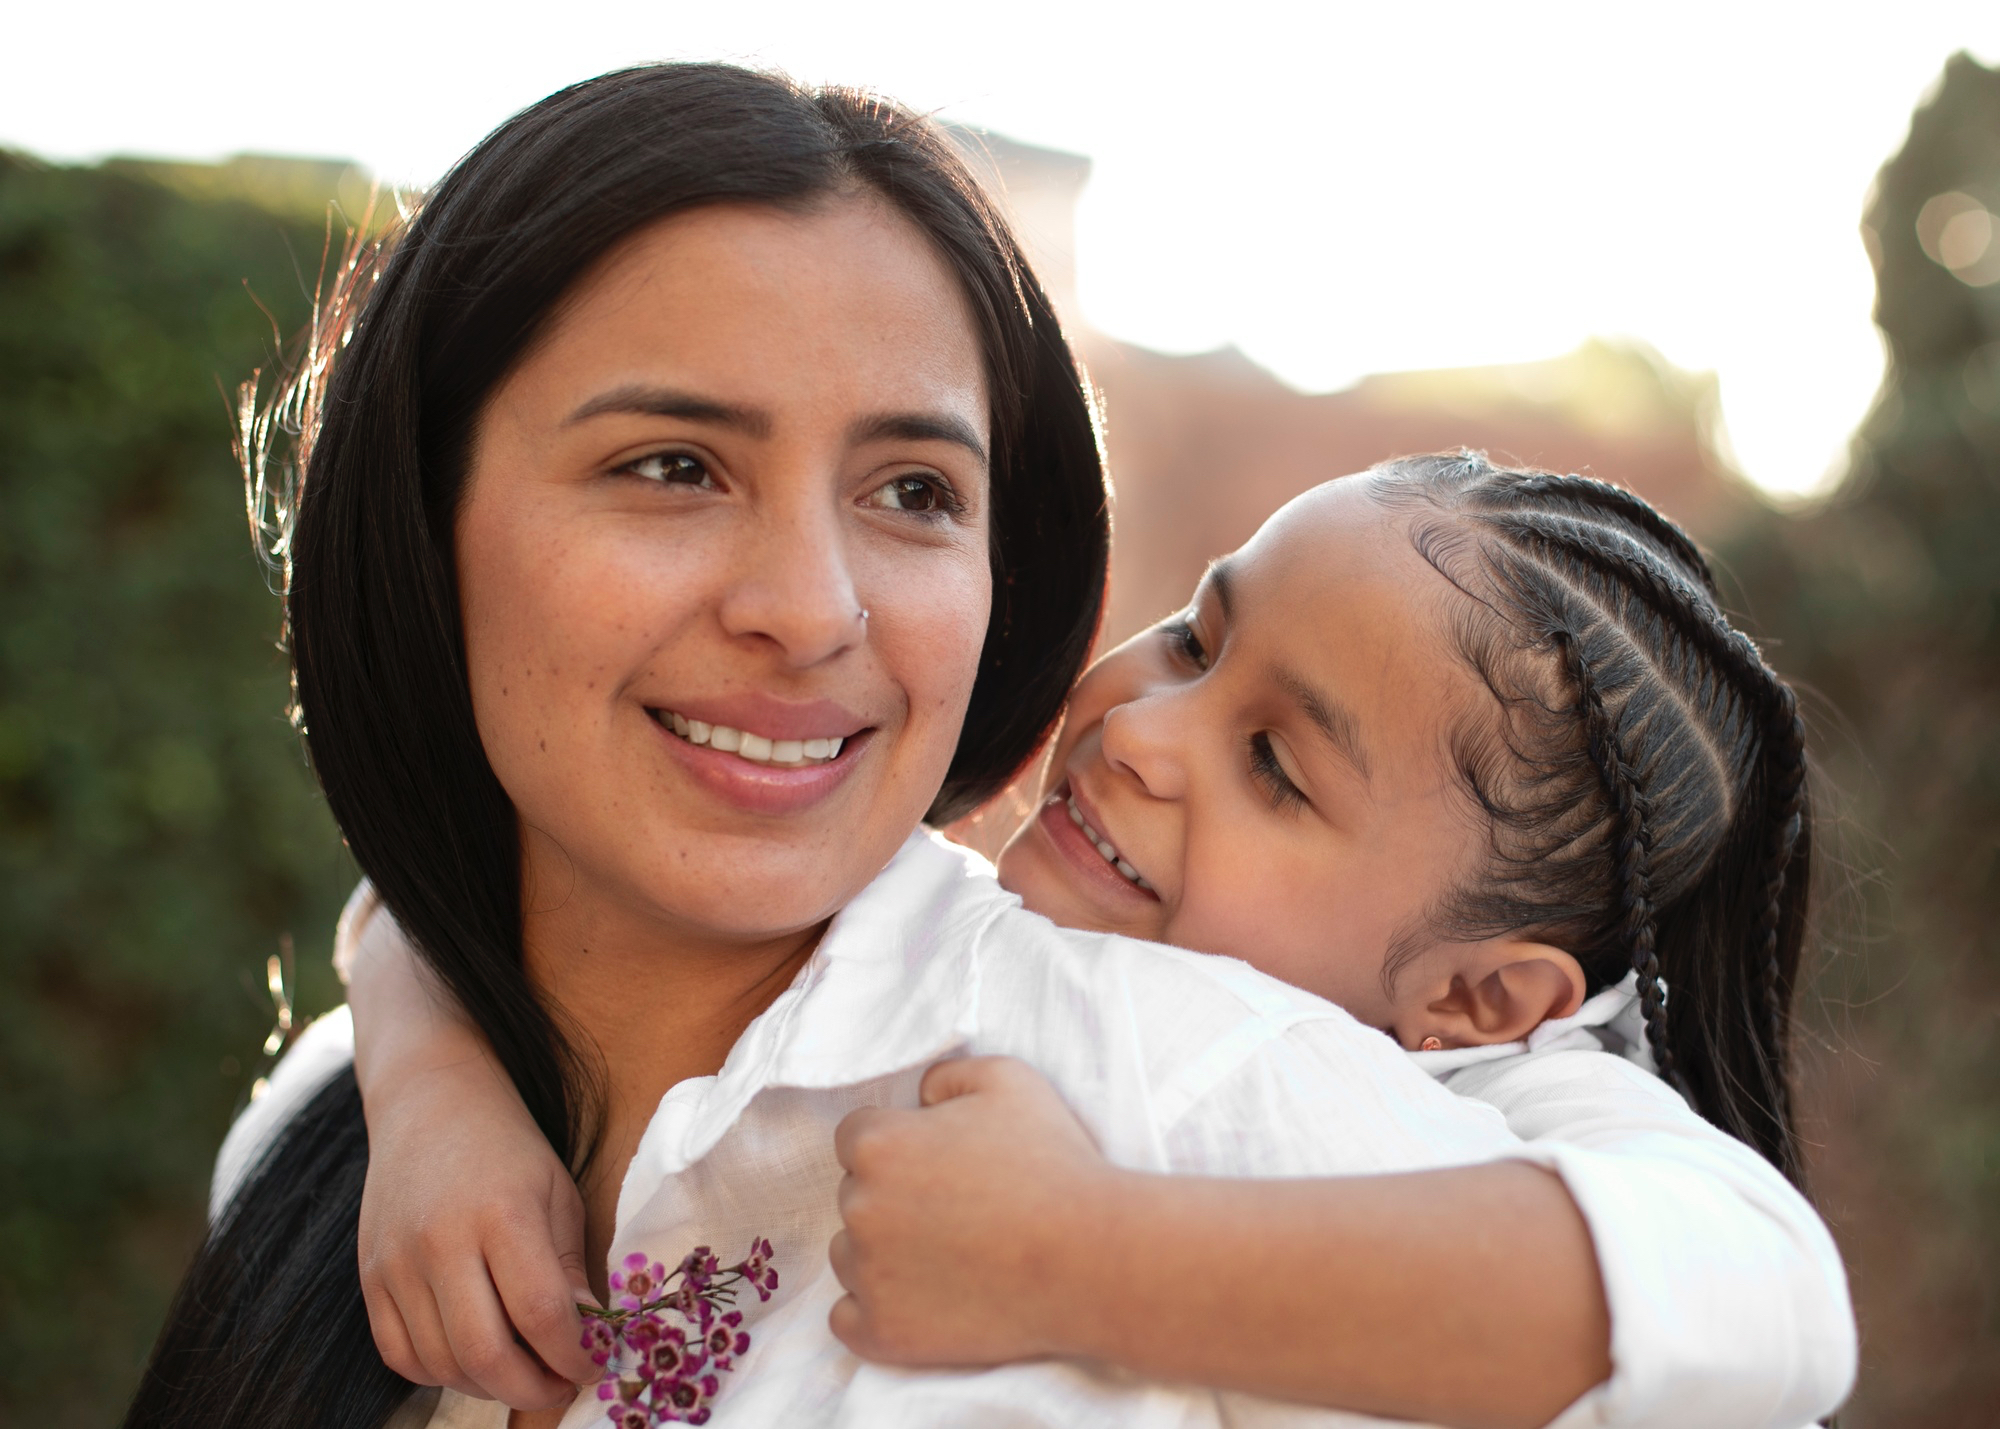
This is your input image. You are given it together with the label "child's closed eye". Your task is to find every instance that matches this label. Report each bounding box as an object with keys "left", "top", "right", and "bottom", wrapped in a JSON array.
[{"left": 1248, "top": 731, "right": 1310, "bottom": 814}]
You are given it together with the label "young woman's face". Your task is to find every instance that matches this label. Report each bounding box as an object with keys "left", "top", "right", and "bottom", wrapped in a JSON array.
[
  {"left": 996, "top": 478, "right": 1489, "bottom": 1028},
  {"left": 456, "top": 196, "right": 993, "bottom": 946}
]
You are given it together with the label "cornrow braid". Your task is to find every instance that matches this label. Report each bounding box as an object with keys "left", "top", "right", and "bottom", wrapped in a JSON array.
[
  {"left": 1552, "top": 628, "right": 1682, "bottom": 1093},
  {"left": 1487, "top": 499, "right": 1812, "bottom": 1161},
  {"left": 1509, "top": 471, "right": 1722, "bottom": 598},
  {"left": 1374, "top": 451, "right": 1815, "bottom": 1186},
  {"left": 1752, "top": 680, "right": 1809, "bottom": 1154}
]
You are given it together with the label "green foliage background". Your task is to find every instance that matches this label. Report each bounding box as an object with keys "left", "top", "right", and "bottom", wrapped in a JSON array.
[
  {"left": 0, "top": 55, "right": 1995, "bottom": 1429},
  {"left": 0, "top": 152, "right": 354, "bottom": 1423}
]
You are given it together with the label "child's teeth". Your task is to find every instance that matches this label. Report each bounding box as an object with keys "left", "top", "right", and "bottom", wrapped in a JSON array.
[
  {"left": 658, "top": 712, "right": 847, "bottom": 765},
  {"left": 1064, "top": 793, "right": 1151, "bottom": 891}
]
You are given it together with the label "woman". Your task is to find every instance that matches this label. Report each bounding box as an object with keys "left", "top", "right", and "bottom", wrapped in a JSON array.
[
  {"left": 129, "top": 63, "right": 1842, "bottom": 1429},
  {"left": 127, "top": 62, "right": 1105, "bottom": 1429}
]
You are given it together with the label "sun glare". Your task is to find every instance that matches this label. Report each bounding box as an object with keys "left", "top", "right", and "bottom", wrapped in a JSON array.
[{"left": 5, "top": 0, "right": 1996, "bottom": 497}]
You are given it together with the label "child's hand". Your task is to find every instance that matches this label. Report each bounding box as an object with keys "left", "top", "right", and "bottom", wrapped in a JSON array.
[
  {"left": 828, "top": 1056, "right": 1120, "bottom": 1366},
  {"left": 343, "top": 892, "right": 600, "bottom": 1407},
  {"left": 357, "top": 1061, "right": 596, "bottom": 1407}
]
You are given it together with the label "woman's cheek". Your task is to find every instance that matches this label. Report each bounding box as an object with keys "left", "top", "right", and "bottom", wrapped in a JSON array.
[{"left": 883, "top": 543, "right": 992, "bottom": 753}]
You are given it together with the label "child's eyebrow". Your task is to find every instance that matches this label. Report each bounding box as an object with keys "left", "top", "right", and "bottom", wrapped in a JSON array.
[
  {"left": 1274, "top": 666, "right": 1373, "bottom": 785},
  {"left": 1205, "top": 557, "right": 1240, "bottom": 618}
]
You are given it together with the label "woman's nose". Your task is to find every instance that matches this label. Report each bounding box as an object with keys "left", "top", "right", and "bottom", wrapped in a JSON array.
[
  {"left": 715, "top": 500, "right": 865, "bottom": 668},
  {"left": 1098, "top": 692, "right": 1190, "bottom": 802}
]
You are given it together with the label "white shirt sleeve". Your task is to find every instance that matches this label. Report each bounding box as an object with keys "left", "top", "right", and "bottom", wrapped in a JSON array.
[
  {"left": 1445, "top": 1049, "right": 1855, "bottom": 1429},
  {"left": 208, "top": 1005, "right": 357, "bottom": 1223}
]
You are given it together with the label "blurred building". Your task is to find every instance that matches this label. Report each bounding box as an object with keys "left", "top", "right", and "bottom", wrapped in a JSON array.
[{"left": 952, "top": 128, "right": 1754, "bottom": 645}]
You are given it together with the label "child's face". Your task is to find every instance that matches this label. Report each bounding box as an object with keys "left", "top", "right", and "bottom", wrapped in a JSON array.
[{"left": 996, "top": 477, "right": 1492, "bottom": 1032}]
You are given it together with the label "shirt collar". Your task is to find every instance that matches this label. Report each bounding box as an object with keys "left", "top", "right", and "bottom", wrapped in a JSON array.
[{"left": 618, "top": 830, "right": 1005, "bottom": 1197}]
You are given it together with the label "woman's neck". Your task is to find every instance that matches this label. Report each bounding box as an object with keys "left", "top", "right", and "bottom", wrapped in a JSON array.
[{"left": 522, "top": 873, "right": 825, "bottom": 1294}]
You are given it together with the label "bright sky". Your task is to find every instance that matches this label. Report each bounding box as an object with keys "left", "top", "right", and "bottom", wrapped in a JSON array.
[{"left": 8, "top": 2, "right": 1997, "bottom": 496}]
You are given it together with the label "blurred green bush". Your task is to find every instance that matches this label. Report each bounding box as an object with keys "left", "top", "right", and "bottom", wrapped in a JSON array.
[{"left": 0, "top": 152, "right": 355, "bottom": 1422}]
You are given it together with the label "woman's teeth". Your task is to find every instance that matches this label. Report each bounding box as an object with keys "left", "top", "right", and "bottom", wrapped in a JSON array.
[
  {"left": 659, "top": 711, "right": 845, "bottom": 766},
  {"left": 1064, "top": 794, "right": 1153, "bottom": 891}
]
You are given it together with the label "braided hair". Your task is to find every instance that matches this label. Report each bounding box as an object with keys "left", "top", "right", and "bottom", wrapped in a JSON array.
[{"left": 1375, "top": 451, "right": 1812, "bottom": 1186}]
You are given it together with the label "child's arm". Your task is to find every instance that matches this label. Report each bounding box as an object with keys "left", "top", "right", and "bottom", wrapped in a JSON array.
[
  {"left": 831, "top": 1056, "right": 1854, "bottom": 1429},
  {"left": 341, "top": 888, "right": 599, "bottom": 1409}
]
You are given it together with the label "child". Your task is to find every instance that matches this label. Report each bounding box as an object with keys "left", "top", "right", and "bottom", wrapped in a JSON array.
[{"left": 286, "top": 453, "right": 1851, "bottom": 1426}]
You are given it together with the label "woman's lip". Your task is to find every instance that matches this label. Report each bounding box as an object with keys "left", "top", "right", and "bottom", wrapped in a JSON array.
[
  {"left": 646, "top": 692, "right": 869, "bottom": 743},
  {"left": 1036, "top": 781, "right": 1159, "bottom": 905},
  {"left": 652, "top": 712, "right": 871, "bottom": 816}
]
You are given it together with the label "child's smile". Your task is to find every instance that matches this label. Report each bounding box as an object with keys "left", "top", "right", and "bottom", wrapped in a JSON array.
[{"left": 1031, "top": 778, "right": 1159, "bottom": 904}]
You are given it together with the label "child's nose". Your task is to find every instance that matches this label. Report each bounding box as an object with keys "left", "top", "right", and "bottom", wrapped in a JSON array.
[{"left": 1099, "top": 693, "right": 1190, "bottom": 801}]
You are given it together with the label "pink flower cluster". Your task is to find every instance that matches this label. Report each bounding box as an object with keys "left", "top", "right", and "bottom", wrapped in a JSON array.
[{"left": 582, "top": 1239, "right": 779, "bottom": 1426}]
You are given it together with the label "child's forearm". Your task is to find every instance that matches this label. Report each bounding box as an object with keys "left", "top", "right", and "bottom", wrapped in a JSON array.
[
  {"left": 1054, "top": 1163, "right": 1608, "bottom": 1429},
  {"left": 834, "top": 1059, "right": 1609, "bottom": 1429},
  {"left": 342, "top": 886, "right": 502, "bottom": 1097}
]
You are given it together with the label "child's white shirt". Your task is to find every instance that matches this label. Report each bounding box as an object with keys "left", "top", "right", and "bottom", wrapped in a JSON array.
[{"left": 218, "top": 830, "right": 1855, "bottom": 1429}]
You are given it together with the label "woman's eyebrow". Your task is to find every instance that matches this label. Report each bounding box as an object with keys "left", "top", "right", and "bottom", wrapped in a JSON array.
[
  {"left": 848, "top": 411, "right": 989, "bottom": 465},
  {"left": 558, "top": 388, "right": 986, "bottom": 466},
  {"left": 563, "top": 384, "right": 771, "bottom": 434},
  {"left": 1274, "top": 665, "right": 1373, "bottom": 784}
]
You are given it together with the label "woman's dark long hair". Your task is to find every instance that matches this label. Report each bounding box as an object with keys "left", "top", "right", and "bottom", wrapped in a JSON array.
[
  {"left": 1377, "top": 452, "right": 1812, "bottom": 1187},
  {"left": 127, "top": 64, "right": 1108, "bottom": 1427}
]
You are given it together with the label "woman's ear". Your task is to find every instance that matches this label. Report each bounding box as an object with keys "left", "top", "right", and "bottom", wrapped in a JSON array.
[{"left": 1401, "top": 940, "right": 1588, "bottom": 1050}]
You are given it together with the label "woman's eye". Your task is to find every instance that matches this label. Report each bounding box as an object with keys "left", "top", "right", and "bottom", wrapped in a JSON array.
[
  {"left": 1166, "top": 618, "right": 1208, "bottom": 669},
  {"left": 866, "top": 474, "right": 960, "bottom": 515},
  {"left": 624, "top": 452, "right": 715, "bottom": 487},
  {"left": 1248, "top": 732, "right": 1309, "bottom": 814}
]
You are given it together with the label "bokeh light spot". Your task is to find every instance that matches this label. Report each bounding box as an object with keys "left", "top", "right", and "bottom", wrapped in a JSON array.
[{"left": 1917, "top": 190, "right": 2000, "bottom": 285}]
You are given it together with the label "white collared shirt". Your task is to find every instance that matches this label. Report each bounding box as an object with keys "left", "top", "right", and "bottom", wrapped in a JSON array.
[{"left": 219, "top": 831, "right": 1854, "bottom": 1429}]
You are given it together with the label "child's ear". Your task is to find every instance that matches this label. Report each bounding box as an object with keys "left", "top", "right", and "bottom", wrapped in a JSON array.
[{"left": 1404, "top": 940, "right": 1588, "bottom": 1050}]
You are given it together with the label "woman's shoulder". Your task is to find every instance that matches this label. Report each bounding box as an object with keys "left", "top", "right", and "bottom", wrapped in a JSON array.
[
  {"left": 209, "top": 1005, "right": 356, "bottom": 1222},
  {"left": 961, "top": 872, "right": 1410, "bottom": 1079}
]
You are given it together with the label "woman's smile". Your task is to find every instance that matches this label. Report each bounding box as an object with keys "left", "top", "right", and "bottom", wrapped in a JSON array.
[{"left": 647, "top": 691, "right": 875, "bottom": 816}]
